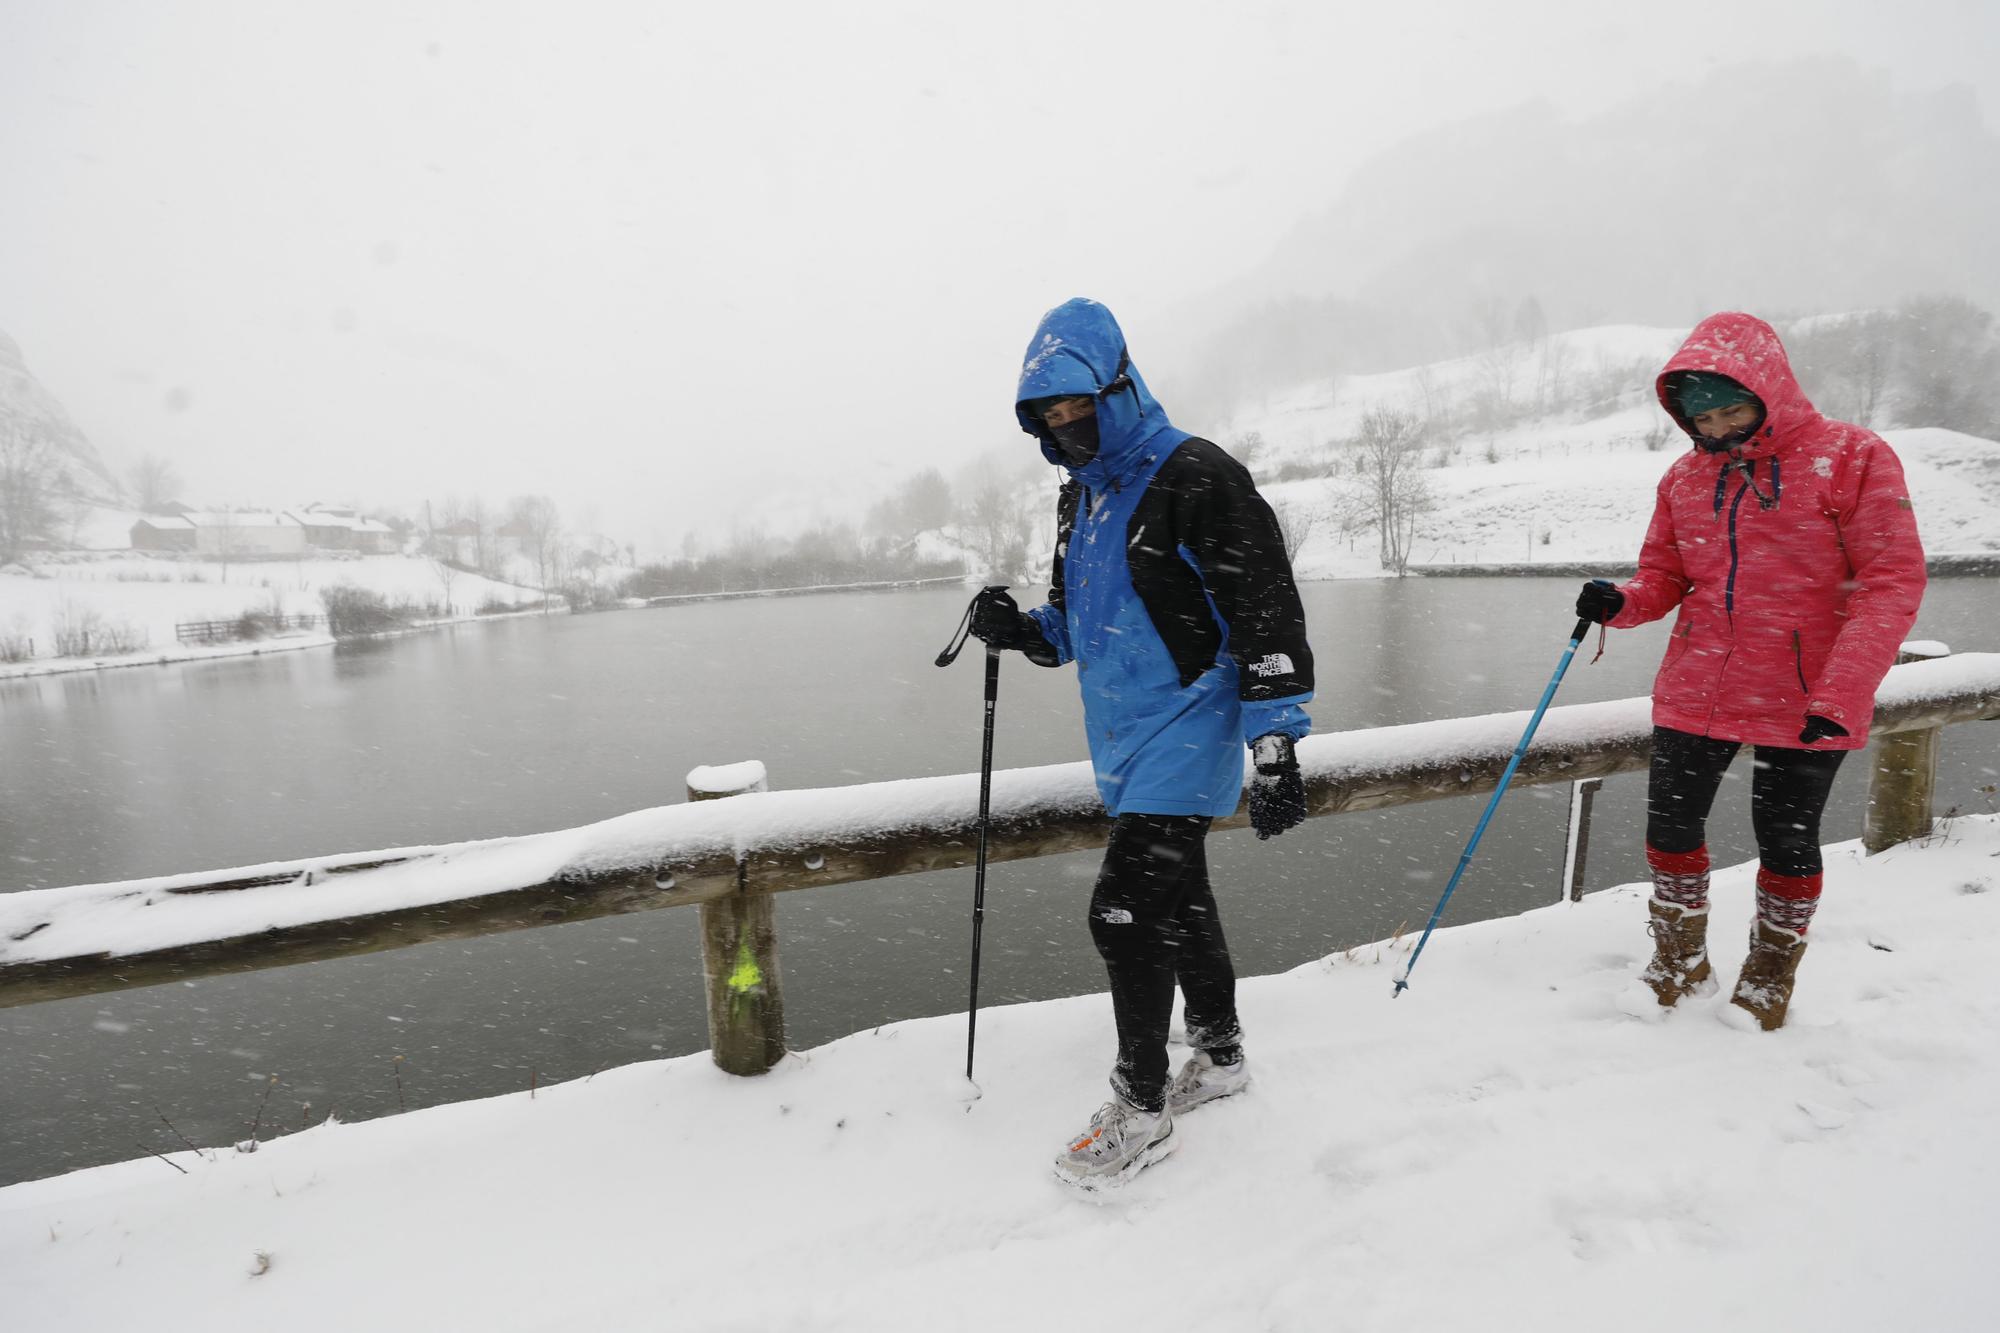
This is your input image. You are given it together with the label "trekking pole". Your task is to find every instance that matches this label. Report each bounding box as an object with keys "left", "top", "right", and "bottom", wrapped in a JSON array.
[
  {"left": 934, "top": 587, "right": 1008, "bottom": 1081},
  {"left": 1393, "top": 612, "right": 1595, "bottom": 997}
]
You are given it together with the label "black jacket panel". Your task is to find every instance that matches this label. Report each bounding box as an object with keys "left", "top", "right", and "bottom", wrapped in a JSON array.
[{"left": 1127, "top": 437, "right": 1314, "bottom": 700}]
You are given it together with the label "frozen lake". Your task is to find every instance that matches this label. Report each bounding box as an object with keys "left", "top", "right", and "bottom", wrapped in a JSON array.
[{"left": 3, "top": 577, "right": 1995, "bottom": 1184}]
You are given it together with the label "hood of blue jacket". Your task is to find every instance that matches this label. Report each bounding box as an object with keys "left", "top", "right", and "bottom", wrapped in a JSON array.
[{"left": 1015, "top": 298, "right": 1179, "bottom": 488}]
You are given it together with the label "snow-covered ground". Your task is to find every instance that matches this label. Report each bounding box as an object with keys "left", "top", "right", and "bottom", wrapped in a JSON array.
[
  {"left": 0, "top": 553, "right": 548, "bottom": 676},
  {"left": 4, "top": 813, "right": 1995, "bottom": 1332},
  {"left": 1220, "top": 324, "right": 2000, "bottom": 578}
]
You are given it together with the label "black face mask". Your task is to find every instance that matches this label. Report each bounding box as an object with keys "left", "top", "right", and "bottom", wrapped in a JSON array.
[
  {"left": 1048, "top": 412, "right": 1100, "bottom": 467},
  {"left": 1689, "top": 401, "right": 1767, "bottom": 453},
  {"left": 1694, "top": 413, "right": 1765, "bottom": 453}
]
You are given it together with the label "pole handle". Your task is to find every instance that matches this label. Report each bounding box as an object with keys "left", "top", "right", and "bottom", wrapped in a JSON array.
[{"left": 935, "top": 585, "right": 1012, "bottom": 669}]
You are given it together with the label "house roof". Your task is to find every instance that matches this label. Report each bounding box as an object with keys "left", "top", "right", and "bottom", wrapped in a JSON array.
[
  {"left": 287, "top": 509, "right": 393, "bottom": 534},
  {"left": 183, "top": 511, "right": 300, "bottom": 529}
]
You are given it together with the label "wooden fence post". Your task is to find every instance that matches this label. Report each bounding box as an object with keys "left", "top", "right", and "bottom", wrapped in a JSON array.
[
  {"left": 1563, "top": 777, "right": 1603, "bottom": 903},
  {"left": 688, "top": 762, "right": 787, "bottom": 1075},
  {"left": 1865, "top": 642, "right": 1951, "bottom": 855}
]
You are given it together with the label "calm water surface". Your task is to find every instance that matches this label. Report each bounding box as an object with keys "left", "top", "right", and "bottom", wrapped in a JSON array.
[{"left": 3, "top": 579, "right": 1995, "bottom": 1183}]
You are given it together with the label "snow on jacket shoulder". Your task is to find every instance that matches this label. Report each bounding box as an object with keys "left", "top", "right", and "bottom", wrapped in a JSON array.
[
  {"left": 1013, "top": 298, "right": 1313, "bottom": 817},
  {"left": 1608, "top": 312, "right": 1925, "bottom": 750}
]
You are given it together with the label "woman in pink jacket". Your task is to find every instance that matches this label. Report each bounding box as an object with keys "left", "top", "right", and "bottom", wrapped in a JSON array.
[{"left": 1577, "top": 312, "right": 1925, "bottom": 1030}]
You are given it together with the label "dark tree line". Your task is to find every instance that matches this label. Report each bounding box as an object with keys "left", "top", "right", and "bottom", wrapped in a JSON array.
[
  {"left": 1785, "top": 296, "right": 2000, "bottom": 438},
  {"left": 622, "top": 525, "right": 960, "bottom": 598}
]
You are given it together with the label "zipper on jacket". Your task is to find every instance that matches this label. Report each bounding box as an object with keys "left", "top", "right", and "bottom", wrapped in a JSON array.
[
  {"left": 1792, "top": 629, "right": 1809, "bottom": 694},
  {"left": 1723, "top": 472, "right": 1750, "bottom": 618}
]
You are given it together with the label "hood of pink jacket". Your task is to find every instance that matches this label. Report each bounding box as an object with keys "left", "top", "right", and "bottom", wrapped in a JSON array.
[{"left": 1655, "top": 312, "right": 1818, "bottom": 461}]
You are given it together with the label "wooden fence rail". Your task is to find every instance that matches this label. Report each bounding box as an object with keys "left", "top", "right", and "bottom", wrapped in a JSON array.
[
  {"left": 174, "top": 614, "right": 325, "bottom": 646},
  {"left": 4, "top": 652, "right": 1997, "bottom": 1072}
]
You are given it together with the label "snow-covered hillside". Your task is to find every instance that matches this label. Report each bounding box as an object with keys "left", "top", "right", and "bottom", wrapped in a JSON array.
[
  {"left": 1217, "top": 324, "right": 2000, "bottom": 578},
  {"left": 4, "top": 816, "right": 1995, "bottom": 1332},
  {"left": 0, "top": 553, "right": 548, "bottom": 675}
]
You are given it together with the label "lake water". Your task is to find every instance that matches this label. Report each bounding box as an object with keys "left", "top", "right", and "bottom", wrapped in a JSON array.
[{"left": 3, "top": 578, "right": 1995, "bottom": 1184}]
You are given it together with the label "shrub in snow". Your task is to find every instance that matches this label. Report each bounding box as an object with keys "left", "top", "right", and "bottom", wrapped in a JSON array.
[
  {"left": 49, "top": 598, "right": 148, "bottom": 656},
  {"left": 320, "top": 584, "right": 437, "bottom": 637},
  {"left": 0, "top": 616, "right": 31, "bottom": 662}
]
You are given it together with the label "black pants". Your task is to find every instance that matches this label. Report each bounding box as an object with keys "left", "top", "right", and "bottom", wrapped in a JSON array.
[
  {"left": 1088, "top": 813, "right": 1241, "bottom": 1114},
  {"left": 1646, "top": 726, "right": 1847, "bottom": 877}
]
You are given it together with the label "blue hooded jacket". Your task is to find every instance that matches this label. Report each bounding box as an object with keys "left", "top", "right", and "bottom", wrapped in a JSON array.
[{"left": 1015, "top": 299, "right": 1313, "bottom": 818}]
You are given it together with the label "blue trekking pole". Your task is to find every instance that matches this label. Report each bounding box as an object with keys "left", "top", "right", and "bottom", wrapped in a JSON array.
[{"left": 1393, "top": 608, "right": 1597, "bottom": 996}]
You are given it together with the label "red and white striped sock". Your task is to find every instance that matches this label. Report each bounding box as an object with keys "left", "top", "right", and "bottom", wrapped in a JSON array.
[
  {"left": 1646, "top": 844, "right": 1710, "bottom": 911},
  {"left": 1755, "top": 867, "right": 1822, "bottom": 935}
]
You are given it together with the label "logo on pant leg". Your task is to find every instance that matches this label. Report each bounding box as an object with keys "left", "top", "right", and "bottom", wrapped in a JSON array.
[{"left": 1095, "top": 907, "right": 1135, "bottom": 924}]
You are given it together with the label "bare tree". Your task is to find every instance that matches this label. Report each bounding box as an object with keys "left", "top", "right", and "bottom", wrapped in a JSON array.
[
  {"left": 210, "top": 509, "right": 242, "bottom": 582},
  {"left": 1851, "top": 331, "right": 1891, "bottom": 428},
  {"left": 1462, "top": 298, "right": 1525, "bottom": 432},
  {"left": 1350, "top": 406, "right": 1436, "bottom": 576},
  {"left": 1411, "top": 364, "right": 1453, "bottom": 435},
  {"left": 431, "top": 555, "right": 459, "bottom": 615},
  {"left": 959, "top": 476, "right": 1034, "bottom": 585},
  {"left": 0, "top": 420, "right": 60, "bottom": 562},
  {"left": 508, "top": 494, "right": 563, "bottom": 596},
  {"left": 866, "top": 468, "right": 954, "bottom": 539},
  {"left": 1227, "top": 430, "right": 1267, "bottom": 474},
  {"left": 127, "top": 453, "right": 182, "bottom": 512},
  {"left": 467, "top": 496, "right": 493, "bottom": 574},
  {"left": 1271, "top": 497, "right": 1320, "bottom": 564},
  {"left": 1533, "top": 336, "right": 1573, "bottom": 416}
]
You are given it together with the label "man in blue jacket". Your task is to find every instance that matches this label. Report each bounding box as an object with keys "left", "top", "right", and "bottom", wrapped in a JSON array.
[{"left": 971, "top": 298, "right": 1314, "bottom": 1189}]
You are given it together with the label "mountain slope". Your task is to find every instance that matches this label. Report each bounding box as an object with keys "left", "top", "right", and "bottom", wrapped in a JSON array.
[
  {"left": 1158, "top": 58, "right": 2000, "bottom": 412},
  {"left": 0, "top": 329, "right": 121, "bottom": 504}
]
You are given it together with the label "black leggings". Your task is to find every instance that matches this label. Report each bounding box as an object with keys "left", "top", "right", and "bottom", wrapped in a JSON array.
[
  {"left": 1088, "top": 813, "right": 1240, "bottom": 1113},
  {"left": 1647, "top": 726, "right": 1847, "bottom": 877}
]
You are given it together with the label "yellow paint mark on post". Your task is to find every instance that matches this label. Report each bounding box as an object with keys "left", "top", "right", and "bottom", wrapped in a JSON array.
[{"left": 727, "top": 938, "right": 763, "bottom": 993}]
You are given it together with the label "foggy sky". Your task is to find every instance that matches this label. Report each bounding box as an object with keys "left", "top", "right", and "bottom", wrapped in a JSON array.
[{"left": 2, "top": 0, "right": 1994, "bottom": 552}]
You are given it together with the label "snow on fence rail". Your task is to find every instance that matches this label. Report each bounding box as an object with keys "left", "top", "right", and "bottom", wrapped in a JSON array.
[{"left": 4, "top": 653, "right": 1997, "bottom": 1070}]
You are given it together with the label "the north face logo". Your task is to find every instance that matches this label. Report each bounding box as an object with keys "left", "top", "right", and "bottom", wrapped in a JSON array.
[{"left": 1249, "top": 653, "right": 1295, "bottom": 678}]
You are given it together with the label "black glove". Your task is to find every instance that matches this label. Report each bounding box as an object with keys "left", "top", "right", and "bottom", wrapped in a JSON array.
[
  {"left": 968, "top": 588, "right": 1055, "bottom": 662},
  {"left": 1799, "top": 714, "right": 1849, "bottom": 745},
  {"left": 1248, "top": 734, "right": 1307, "bottom": 840},
  {"left": 1575, "top": 580, "right": 1625, "bottom": 625}
]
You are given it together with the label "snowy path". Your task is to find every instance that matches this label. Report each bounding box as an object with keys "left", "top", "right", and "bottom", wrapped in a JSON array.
[{"left": 4, "top": 818, "right": 1997, "bottom": 1332}]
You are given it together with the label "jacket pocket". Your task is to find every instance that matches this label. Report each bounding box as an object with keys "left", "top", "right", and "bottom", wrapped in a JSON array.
[
  {"left": 1663, "top": 618, "right": 1695, "bottom": 669},
  {"left": 1791, "top": 629, "right": 1810, "bottom": 695}
]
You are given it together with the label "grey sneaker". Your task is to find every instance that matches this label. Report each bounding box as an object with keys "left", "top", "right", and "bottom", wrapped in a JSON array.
[
  {"left": 1167, "top": 1050, "right": 1251, "bottom": 1114},
  {"left": 1052, "top": 1094, "right": 1176, "bottom": 1190}
]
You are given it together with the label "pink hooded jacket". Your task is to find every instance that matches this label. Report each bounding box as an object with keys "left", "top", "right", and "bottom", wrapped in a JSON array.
[{"left": 1609, "top": 313, "right": 1926, "bottom": 750}]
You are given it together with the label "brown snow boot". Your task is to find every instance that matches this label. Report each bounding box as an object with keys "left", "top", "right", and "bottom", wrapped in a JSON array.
[
  {"left": 1640, "top": 898, "right": 1713, "bottom": 1006},
  {"left": 1729, "top": 919, "right": 1808, "bottom": 1031}
]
